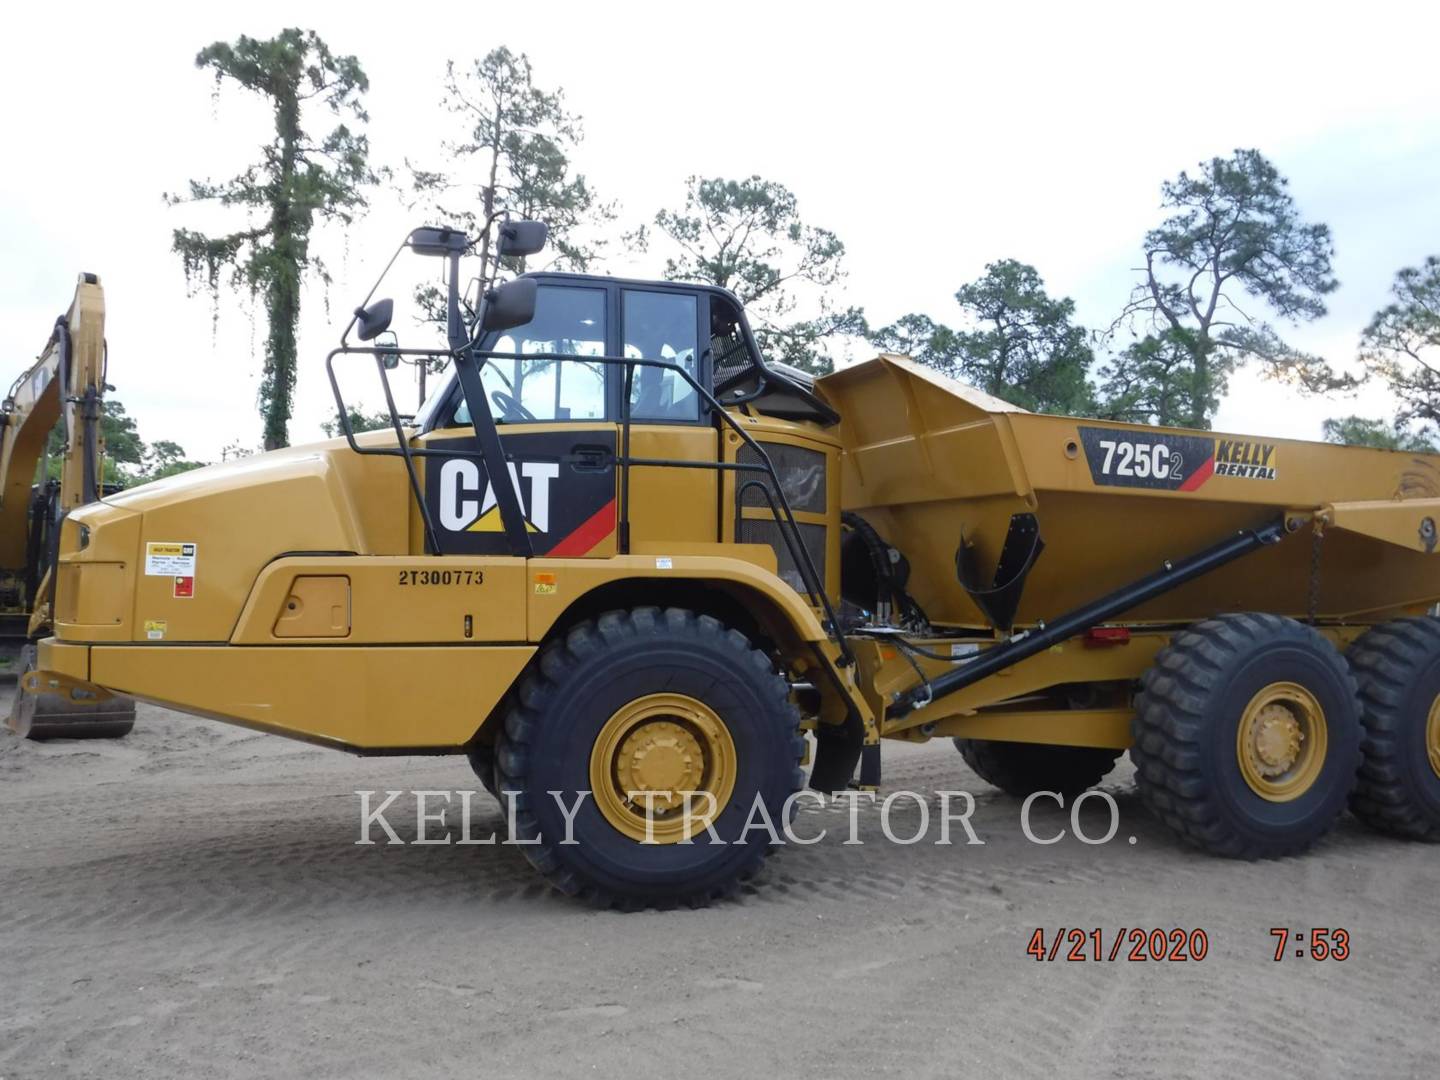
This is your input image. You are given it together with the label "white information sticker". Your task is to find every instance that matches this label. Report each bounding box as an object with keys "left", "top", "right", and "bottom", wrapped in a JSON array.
[{"left": 145, "top": 542, "right": 197, "bottom": 577}]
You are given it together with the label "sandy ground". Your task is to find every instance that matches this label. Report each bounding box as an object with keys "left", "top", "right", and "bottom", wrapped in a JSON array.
[{"left": 3, "top": 698, "right": 1437, "bottom": 1080}]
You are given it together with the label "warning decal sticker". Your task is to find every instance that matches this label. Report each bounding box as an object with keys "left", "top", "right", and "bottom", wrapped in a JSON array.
[{"left": 145, "top": 542, "right": 197, "bottom": 577}]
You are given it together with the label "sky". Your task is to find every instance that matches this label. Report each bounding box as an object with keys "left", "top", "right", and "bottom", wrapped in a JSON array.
[{"left": 2, "top": 0, "right": 1437, "bottom": 461}]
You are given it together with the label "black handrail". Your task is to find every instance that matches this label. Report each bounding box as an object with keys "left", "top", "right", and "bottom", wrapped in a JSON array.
[{"left": 735, "top": 478, "right": 821, "bottom": 609}]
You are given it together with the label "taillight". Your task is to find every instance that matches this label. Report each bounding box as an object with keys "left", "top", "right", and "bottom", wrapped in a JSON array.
[{"left": 1084, "top": 626, "right": 1131, "bottom": 647}]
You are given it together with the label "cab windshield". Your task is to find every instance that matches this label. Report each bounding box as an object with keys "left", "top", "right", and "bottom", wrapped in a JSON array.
[{"left": 463, "top": 284, "right": 607, "bottom": 424}]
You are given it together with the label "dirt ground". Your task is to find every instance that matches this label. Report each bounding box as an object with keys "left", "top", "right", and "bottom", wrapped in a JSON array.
[{"left": 3, "top": 698, "right": 1437, "bottom": 1080}]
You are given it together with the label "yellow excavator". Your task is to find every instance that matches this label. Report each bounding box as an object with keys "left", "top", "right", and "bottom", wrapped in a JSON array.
[{"left": 2, "top": 274, "right": 134, "bottom": 738}]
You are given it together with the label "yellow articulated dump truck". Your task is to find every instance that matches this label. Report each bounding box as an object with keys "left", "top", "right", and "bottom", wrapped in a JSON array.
[{"left": 21, "top": 221, "right": 1440, "bottom": 908}]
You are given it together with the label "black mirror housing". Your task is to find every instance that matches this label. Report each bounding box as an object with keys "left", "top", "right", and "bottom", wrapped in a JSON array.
[
  {"left": 497, "top": 220, "right": 549, "bottom": 258},
  {"left": 481, "top": 278, "right": 538, "bottom": 333},
  {"left": 355, "top": 298, "right": 394, "bottom": 342},
  {"left": 409, "top": 226, "right": 470, "bottom": 257}
]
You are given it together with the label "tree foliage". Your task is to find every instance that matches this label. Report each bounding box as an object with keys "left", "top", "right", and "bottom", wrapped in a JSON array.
[
  {"left": 321, "top": 407, "right": 392, "bottom": 438},
  {"left": 168, "top": 28, "right": 379, "bottom": 449},
  {"left": 637, "top": 175, "right": 865, "bottom": 375},
  {"left": 1094, "top": 329, "right": 1209, "bottom": 427},
  {"left": 1113, "top": 148, "right": 1346, "bottom": 429},
  {"left": 1321, "top": 415, "right": 1435, "bottom": 452},
  {"left": 871, "top": 260, "right": 1095, "bottom": 414},
  {"left": 143, "top": 440, "right": 210, "bottom": 481},
  {"left": 44, "top": 401, "right": 206, "bottom": 485},
  {"left": 411, "top": 47, "right": 610, "bottom": 276},
  {"left": 1354, "top": 255, "right": 1440, "bottom": 436}
]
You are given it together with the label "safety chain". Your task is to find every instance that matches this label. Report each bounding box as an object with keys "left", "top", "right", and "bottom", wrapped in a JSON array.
[{"left": 1307, "top": 518, "right": 1326, "bottom": 625}]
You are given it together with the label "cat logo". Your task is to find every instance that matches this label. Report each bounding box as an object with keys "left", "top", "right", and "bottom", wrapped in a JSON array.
[
  {"left": 438, "top": 459, "right": 559, "bottom": 534},
  {"left": 1214, "top": 439, "right": 1277, "bottom": 480},
  {"left": 424, "top": 431, "right": 617, "bottom": 557}
]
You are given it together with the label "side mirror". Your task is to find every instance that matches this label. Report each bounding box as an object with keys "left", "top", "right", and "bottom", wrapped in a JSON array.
[
  {"left": 497, "top": 220, "right": 549, "bottom": 258},
  {"left": 375, "top": 331, "right": 401, "bottom": 369},
  {"left": 481, "top": 278, "right": 538, "bottom": 333},
  {"left": 355, "top": 298, "right": 394, "bottom": 342},
  {"left": 409, "top": 226, "right": 470, "bottom": 257}
]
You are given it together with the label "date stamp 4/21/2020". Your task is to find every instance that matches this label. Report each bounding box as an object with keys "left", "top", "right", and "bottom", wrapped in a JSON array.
[{"left": 1025, "top": 927, "right": 1352, "bottom": 962}]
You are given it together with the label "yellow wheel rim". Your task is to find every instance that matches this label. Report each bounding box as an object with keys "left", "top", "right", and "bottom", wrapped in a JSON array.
[
  {"left": 1236, "top": 681, "right": 1328, "bottom": 802},
  {"left": 589, "top": 693, "right": 737, "bottom": 844},
  {"left": 1427, "top": 697, "right": 1440, "bottom": 781}
]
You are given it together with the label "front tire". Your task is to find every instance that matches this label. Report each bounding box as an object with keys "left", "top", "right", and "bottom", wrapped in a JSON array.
[
  {"left": 495, "top": 607, "right": 804, "bottom": 910},
  {"left": 1346, "top": 617, "right": 1440, "bottom": 841},
  {"left": 1132, "top": 613, "right": 1361, "bottom": 858}
]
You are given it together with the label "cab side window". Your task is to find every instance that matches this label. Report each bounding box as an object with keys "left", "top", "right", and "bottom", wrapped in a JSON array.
[
  {"left": 623, "top": 290, "right": 699, "bottom": 421},
  {"left": 461, "top": 285, "right": 607, "bottom": 424}
]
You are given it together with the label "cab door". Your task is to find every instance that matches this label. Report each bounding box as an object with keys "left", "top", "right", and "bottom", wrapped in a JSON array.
[
  {"left": 616, "top": 287, "right": 719, "bottom": 549},
  {"left": 416, "top": 283, "right": 619, "bottom": 558}
]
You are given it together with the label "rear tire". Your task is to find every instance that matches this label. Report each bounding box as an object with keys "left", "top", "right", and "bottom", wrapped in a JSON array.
[
  {"left": 1346, "top": 617, "right": 1440, "bottom": 841},
  {"left": 1132, "top": 613, "right": 1361, "bottom": 858},
  {"left": 495, "top": 607, "right": 804, "bottom": 910},
  {"left": 954, "top": 739, "right": 1121, "bottom": 799}
]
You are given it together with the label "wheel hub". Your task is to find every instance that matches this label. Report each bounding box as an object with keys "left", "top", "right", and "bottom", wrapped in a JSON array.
[
  {"left": 1427, "top": 697, "right": 1440, "bottom": 781},
  {"left": 615, "top": 721, "right": 706, "bottom": 814},
  {"left": 1252, "top": 705, "right": 1303, "bottom": 775},
  {"left": 1236, "top": 682, "right": 1328, "bottom": 802},
  {"left": 590, "top": 693, "right": 737, "bottom": 843}
]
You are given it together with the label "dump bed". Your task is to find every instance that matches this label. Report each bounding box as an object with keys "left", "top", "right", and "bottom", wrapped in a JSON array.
[{"left": 818, "top": 355, "right": 1440, "bottom": 628}]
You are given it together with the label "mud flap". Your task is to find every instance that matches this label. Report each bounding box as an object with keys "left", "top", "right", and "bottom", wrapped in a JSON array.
[
  {"left": 809, "top": 726, "right": 864, "bottom": 793},
  {"left": 956, "top": 512, "right": 1044, "bottom": 630}
]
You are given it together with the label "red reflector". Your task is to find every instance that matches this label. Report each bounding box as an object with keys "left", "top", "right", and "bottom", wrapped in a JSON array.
[{"left": 1085, "top": 626, "right": 1130, "bottom": 646}]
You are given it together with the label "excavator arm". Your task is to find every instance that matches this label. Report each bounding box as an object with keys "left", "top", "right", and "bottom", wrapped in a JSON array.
[{"left": 2, "top": 274, "right": 134, "bottom": 738}]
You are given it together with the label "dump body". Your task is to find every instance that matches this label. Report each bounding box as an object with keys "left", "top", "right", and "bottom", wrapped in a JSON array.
[{"left": 819, "top": 355, "right": 1440, "bottom": 629}]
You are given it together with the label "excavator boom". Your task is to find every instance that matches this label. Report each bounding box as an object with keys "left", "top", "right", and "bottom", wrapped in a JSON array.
[{"left": 2, "top": 274, "right": 133, "bottom": 738}]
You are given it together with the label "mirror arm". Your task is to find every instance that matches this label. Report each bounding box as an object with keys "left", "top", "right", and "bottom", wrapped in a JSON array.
[
  {"left": 451, "top": 344, "right": 532, "bottom": 558},
  {"left": 443, "top": 243, "right": 530, "bottom": 556},
  {"left": 445, "top": 250, "right": 469, "bottom": 354}
]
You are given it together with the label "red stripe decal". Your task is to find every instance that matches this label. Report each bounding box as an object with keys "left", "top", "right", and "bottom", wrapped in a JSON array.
[
  {"left": 1178, "top": 456, "right": 1214, "bottom": 492},
  {"left": 545, "top": 498, "right": 617, "bottom": 557}
]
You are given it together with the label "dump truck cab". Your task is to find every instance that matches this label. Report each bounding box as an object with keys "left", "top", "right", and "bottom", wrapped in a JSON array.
[{"left": 409, "top": 269, "right": 842, "bottom": 594}]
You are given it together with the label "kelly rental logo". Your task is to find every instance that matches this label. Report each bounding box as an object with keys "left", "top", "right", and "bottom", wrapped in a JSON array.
[{"left": 354, "top": 787, "right": 1130, "bottom": 847}]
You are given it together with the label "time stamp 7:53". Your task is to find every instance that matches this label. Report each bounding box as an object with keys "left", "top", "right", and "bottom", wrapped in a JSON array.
[{"left": 1271, "top": 927, "right": 1350, "bottom": 961}]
